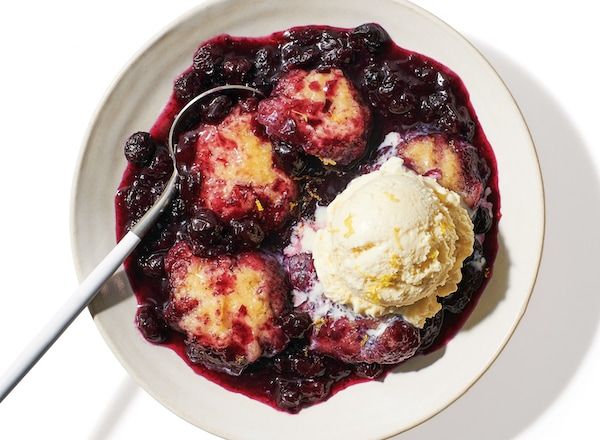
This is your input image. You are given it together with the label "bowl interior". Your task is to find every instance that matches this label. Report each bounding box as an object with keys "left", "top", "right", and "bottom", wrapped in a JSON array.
[{"left": 71, "top": 0, "right": 544, "bottom": 439}]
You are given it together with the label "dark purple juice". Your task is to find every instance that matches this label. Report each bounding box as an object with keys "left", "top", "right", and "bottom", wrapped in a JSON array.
[{"left": 115, "top": 24, "right": 499, "bottom": 413}]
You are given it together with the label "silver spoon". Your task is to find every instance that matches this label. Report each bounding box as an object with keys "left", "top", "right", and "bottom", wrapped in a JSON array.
[{"left": 0, "top": 84, "right": 264, "bottom": 402}]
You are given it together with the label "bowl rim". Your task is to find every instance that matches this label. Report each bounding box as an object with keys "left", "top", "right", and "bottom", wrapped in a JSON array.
[{"left": 69, "top": 0, "right": 546, "bottom": 437}]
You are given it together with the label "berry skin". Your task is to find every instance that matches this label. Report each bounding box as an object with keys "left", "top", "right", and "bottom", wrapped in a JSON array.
[
  {"left": 284, "top": 253, "right": 316, "bottom": 292},
  {"left": 222, "top": 56, "right": 253, "bottom": 83},
  {"left": 419, "top": 311, "right": 444, "bottom": 351},
  {"left": 174, "top": 70, "right": 205, "bottom": 103},
  {"left": 441, "top": 264, "right": 484, "bottom": 314},
  {"left": 124, "top": 132, "right": 156, "bottom": 166},
  {"left": 187, "top": 207, "right": 223, "bottom": 246},
  {"left": 193, "top": 43, "right": 224, "bottom": 76},
  {"left": 351, "top": 23, "right": 391, "bottom": 53},
  {"left": 230, "top": 218, "right": 265, "bottom": 249},
  {"left": 137, "top": 252, "right": 165, "bottom": 278},
  {"left": 136, "top": 304, "right": 169, "bottom": 343},
  {"left": 272, "top": 349, "right": 326, "bottom": 378},
  {"left": 202, "top": 95, "right": 233, "bottom": 123},
  {"left": 279, "top": 312, "right": 312, "bottom": 339},
  {"left": 355, "top": 362, "right": 384, "bottom": 379},
  {"left": 272, "top": 377, "right": 330, "bottom": 412},
  {"left": 473, "top": 206, "right": 493, "bottom": 234}
]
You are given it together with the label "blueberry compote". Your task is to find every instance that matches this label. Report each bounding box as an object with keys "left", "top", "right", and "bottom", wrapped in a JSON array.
[{"left": 115, "top": 24, "right": 500, "bottom": 413}]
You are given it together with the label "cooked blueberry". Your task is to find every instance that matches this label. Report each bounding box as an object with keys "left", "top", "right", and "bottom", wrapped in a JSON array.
[
  {"left": 239, "top": 97, "right": 259, "bottom": 113},
  {"left": 145, "top": 147, "right": 173, "bottom": 180},
  {"left": 253, "top": 47, "right": 279, "bottom": 91},
  {"left": 442, "top": 265, "right": 484, "bottom": 313},
  {"left": 412, "top": 63, "right": 437, "bottom": 82},
  {"left": 419, "top": 90, "right": 451, "bottom": 120},
  {"left": 322, "top": 358, "right": 353, "bottom": 381},
  {"left": 300, "top": 378, "right": 333, "bottom": 403},
  {"left": 273, "top": 377, "right": 330, "bottom": 412},
  {"left": 289, "top": 351, "right": 326, "bottom": 378},
  {"left": 351, "top": 23, "right": 390, "bottom": 53},
  {"left": 124, "top": 132, "right": 156, "bottom": 166},
  {"left": 298, "top": 378, "right": 329, "bottom": 401},
  {"left": 255, "top": 47, "right": 278, "bottom": 74},
  {"left": 188, "top": 240, "right": 228, "bottom": 258},
  {"left": 441, "top": 288, "right": 469, "bottom": 314},
  {"left": 136, "top": 304, "right": 168, "bottom": 343},
  {"left": 283, "top": 28, "right": 321, "bottom": 45},
  {"left": 466, "top": 239, "right": 484, "bottom": 264},
  {"left": 151, "top": 224, "right": 178, "bottom": 250},
  {"left": 389, "top": 91, "right": 417, "bottom": 115},
  {"left": 201, "top": 95, "right": 233, "bottom": 123},
  {"left": 174, "top": 134, "right": 197, "bottom": 172},
  {"left": 230, "top": 218, "right": 265, "bottom": 248},
  {"left": 355, "top": 362, "right": 384, "bottom": 379},
  {"left": 274, "top": 378, "right": 303, "bottom": 410},
  {"left": 192, "top": 43, "right": 224, "bottom": 76},
  {"left": 159, "top": 277, "right": 171, "bottom": 301},
  {"left": 125, "top": 182, "right": 154, "bottom": 220},
  {"left": 280, "top": 118, "right": 297, "bottom": 136},
  {"left": 317, "top": 31, "right": 353, "bottom": 66},
  {"left": 187, "top": 207, "right": 223, "bottom": 244},
  {"left": 361, "top": 63, "right": 383, "bottom": 90},
  {"left": 185, "top": 341, "right": 246, "bottom": 376},
  {"left": 177, "top": 171, "right": 202, "bottom": 201},
  {"left": 279, "top": 312, "right": 312, "bottom": 339},
  {"left": 174, "top": 70, "right": 205, "bottom": 103},
  {"left": 318, "top": 31, "right": 345, "bottom": 52},
  {"left": 137, "top": 252, "right": 165, "bottom": 278},
  {"left": 272, "top": 141, "right": 307, "bottom": 176},
  {"left": 435, "top": 104, "right": 460, "bottom": 134},
  {"left": 364, "top": 63, "right": 421, "bottom": 117},
  {"left": 419, "top": 311, "right": 444, "bottom": 351},
  {"left": 280, "top": 42, "right": 319, "bottom": 69},
  {"left": 378, "top": 67, "right": 402, "bottom": 97},
  {"left": 473, "top": 206, "right": 493, "bottom": 234},
  {"left": 306, "top": 171, "right": 352, "bottom": 205},
  {"left": 170, "top": 197, "right": 187, "bottom": 219},
  {"left": 285, "top": 253, "right": 315, "bottom": 291},
  {"left": 434, "top": 71, "right": 450, "bottom": 90},
  {"left": 457, "top": 105, "right": 476, "bottom": 140},
  {"left": 222, "top": 56, "right": 253, "bottom": 83}
]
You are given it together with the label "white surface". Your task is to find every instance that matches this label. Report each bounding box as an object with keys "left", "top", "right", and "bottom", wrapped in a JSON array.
[
  {"left": 70, "top": 1, "right": 542, "bottom": 438},
  {"left": 0, "top": 1, "right": 597, "bottom": 439}
]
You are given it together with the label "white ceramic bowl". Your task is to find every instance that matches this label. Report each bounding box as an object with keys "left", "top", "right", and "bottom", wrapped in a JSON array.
[{"left": 70, "top": 0, "right": 544, "bottom": 438}]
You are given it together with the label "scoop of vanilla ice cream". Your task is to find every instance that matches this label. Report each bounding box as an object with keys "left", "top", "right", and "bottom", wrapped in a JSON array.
[{"left": 311, "top": 157, "right": 474, "bottom": 327}]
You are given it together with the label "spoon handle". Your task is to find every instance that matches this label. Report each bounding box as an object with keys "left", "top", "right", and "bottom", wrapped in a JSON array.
[
  {"left": 0, "top": 231, "right": 141, "bottom": 403},
  {"left": 0, "top": 85, "right": 255, "bottom": 403},
  {"left": 0, "top": 174, "right": 177, "bottom": 403}
]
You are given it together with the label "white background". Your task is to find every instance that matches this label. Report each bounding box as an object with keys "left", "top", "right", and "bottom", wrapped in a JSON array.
[{"left": 0, "top": 1, "right": 598, "bottom": 438}]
